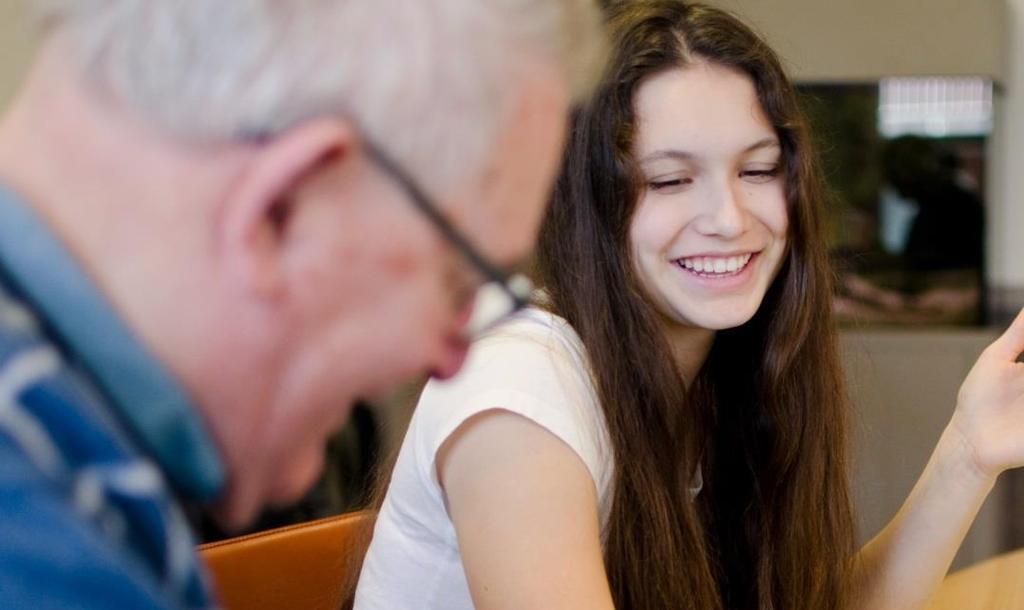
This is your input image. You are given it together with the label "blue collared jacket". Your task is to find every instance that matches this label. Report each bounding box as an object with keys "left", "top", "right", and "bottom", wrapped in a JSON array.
[{"left": 0, "top": 185, "right": 226, "bottom": 609}]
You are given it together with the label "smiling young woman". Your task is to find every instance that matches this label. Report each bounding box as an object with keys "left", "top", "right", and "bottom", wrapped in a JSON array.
[
  {"left": 530, "top": 4, "right": 852, "bottom": 608},
  {"left": 354, "top": 3, "right": 1024, "bottom": 610}
]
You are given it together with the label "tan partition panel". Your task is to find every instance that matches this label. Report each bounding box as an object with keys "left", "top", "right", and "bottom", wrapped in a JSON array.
[
  {"left": 842, "top": 329, "right": 1007, "bottom": 569},
  {"left": 706, "top": 0, "right": 1006, "bottom": 83}
]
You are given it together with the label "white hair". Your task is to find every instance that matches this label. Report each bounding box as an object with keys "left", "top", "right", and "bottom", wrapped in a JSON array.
[{"left": 33, "top": 0, "right": 604, "bottom": 195}]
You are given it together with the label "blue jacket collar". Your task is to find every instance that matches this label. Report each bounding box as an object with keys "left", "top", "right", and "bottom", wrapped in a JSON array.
[{"left": 0, "top": 185, "right": 225, "bottom": 500}]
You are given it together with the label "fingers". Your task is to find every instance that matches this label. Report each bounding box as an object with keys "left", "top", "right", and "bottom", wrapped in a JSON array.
[{"left": 988, "top": 307, "right": 1024, "bottom": 362}]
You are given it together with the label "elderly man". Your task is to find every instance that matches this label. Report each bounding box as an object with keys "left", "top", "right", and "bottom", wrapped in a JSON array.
[{"left": 0, "top": 1, "right": 602, "bottom": 607}]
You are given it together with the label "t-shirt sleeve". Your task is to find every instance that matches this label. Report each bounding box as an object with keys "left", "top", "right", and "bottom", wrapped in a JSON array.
[{"left": 411, "top": 319, "right": 607, "bottom": 493}]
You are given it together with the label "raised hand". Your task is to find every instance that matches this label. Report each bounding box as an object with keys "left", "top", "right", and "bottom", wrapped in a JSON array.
[{"left": 949, "top": 307, "right": 1024, "bottom": 481}]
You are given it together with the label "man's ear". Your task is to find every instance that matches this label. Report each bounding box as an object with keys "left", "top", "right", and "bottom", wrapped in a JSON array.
[{"left": 219, "top": 118, "right": 356, "bottom": 298}]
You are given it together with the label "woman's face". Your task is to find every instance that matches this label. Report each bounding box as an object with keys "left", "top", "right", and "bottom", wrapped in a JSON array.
[{"left": 629, "top": 61, "right": 789, "bottom": 332}]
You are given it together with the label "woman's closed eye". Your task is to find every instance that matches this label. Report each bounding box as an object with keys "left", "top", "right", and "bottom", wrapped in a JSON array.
[
  {"left": 648, "top": 176, "right": 693, "bottom": 192},
  {"left": 740, "top": 165, "right": 781, "bottom": 183}
]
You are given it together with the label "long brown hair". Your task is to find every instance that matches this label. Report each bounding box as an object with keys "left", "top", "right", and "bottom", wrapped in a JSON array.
[{"left": 534, "top": 2, "right": 855, "bottom": 609}]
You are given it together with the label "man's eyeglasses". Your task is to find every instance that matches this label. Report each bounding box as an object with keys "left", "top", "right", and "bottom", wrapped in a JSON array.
[{"left": 362, "top": 140, "right": 533, "bottom": 339}]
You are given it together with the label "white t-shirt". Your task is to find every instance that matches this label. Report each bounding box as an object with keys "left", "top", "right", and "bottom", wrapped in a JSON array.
[{"left": 353, "top": 308, "right": 614, "bottom": 610}]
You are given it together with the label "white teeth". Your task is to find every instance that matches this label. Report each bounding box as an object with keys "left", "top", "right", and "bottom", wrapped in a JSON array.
[{"left": 676, "top": 253, "right": 754, "bottom": 276}]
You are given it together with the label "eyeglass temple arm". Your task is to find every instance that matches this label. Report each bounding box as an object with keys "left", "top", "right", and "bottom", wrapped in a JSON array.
[{"left": 363, "top": 141, "right": 531, "bottom": 308}]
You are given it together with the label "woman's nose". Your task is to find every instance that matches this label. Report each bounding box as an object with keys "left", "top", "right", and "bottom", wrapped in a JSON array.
[{"left": 695, "top": 181, "right": 746, "bottom": 239}]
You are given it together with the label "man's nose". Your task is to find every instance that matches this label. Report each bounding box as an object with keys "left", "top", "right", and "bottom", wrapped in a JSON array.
[{"left": 431, "top": 336, "right": 471, "bottom": 381}]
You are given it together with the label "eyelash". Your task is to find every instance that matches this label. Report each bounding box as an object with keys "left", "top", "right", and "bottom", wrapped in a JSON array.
[
  {"left": 647, "top": 166, "right": 781, "bottom": 191},
  {"left": 649, "top": 178, "right": 692, "bottom": 190},
  {"left": 741, "top": 167, "right": 781, "bottom": 182}
]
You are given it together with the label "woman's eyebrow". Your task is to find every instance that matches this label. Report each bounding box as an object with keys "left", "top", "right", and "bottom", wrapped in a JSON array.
[
  {"left": 744, "top": 136, "right": 781, "bottom": 153},
  {"left": 638, "top": 149, "right": 694, "bottom": 164},
  {"left": 639, "top": 136, "right": 780, "bottom": 165}
]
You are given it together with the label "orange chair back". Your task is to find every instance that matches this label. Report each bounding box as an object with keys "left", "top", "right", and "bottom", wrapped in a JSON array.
[{"left": 199, "top": 510, "right": 375, "bottom": 610}]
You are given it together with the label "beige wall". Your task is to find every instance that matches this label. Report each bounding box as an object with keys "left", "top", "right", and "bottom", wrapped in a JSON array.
[
  {"left": 0, "top": 0, "right": 36, "bottom": 109},
  {"left": 706, "top": 0, "right": 1006, "bottom": 82}
]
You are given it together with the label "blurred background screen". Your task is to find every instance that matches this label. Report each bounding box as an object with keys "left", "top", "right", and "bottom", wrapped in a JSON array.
[{"left": 800, "top": 78, "right": 992, "bottom": 326}]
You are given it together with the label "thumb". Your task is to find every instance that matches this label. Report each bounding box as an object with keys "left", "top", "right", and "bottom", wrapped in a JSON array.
[{"left": 987, "top": 307, "right": 1024, "bottom": 362}]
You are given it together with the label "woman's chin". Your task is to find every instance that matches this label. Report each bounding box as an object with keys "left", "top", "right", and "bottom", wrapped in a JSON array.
[
  {"left": 694, "top": 313, "right": 758, "bottom": 331},
  {"left": 667, "top": 300, "right": 762, "bottom": 332}
]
